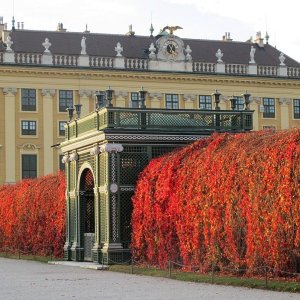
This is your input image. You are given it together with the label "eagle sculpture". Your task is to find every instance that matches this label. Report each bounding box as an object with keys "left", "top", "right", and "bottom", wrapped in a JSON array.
[{"left": 162, "top": 25, "right": 183, "bottom": 35}]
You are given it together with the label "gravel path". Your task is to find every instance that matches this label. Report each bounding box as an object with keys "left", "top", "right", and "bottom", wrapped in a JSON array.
[{"left": 0, "top": 257, "right": 299, "bottom": 300}]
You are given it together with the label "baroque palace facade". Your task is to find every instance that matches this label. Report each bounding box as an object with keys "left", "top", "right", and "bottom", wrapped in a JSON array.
[{"left": 0, "top": 20, "right": 300, "bottom": 184}]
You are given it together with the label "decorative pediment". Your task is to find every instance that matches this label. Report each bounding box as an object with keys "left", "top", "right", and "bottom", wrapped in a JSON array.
[{"left": 18, "top": 143, "right": 40, "bottom": 151}]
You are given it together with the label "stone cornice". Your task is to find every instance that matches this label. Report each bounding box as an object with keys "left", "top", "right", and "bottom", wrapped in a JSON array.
[{"left": 1, "top": 66, "right": 300, "bottom": 87}]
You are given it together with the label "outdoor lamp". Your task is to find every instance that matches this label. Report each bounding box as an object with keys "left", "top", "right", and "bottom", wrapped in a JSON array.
[
  {"left": 106, "top": 86, "right": 113, "bottom": 107},
  {"left": 230, "top": 96, "right": 236, "bottom": 110},
  {"left": 212, "top": 90, "right": 221, "bottom": 110},
  {"left": 74, "top": 104, "right": 82, "bottom": 118},
  {"left": 66, "top": 106, "right": 75, "bottom": 121},
  {"left": 95, "top": 91, "right": 106, "bottom": 109},
  {"left": 139, "top": 86, "right": 147, "bottom": 108},
  {"left": 243, "top": 91, "right": 251, "bottom": 110}
]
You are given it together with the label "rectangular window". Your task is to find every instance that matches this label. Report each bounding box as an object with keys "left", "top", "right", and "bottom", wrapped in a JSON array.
[
  {"left": 22, "top": 154, "right": 37, "bottom": 179},
  {"left": 263, "top": 98, "right": 275, "bottom": 118},
  {"left": 21, "top": 89, "right": 36, "bottom": 111},
  {"left": 165, "top": 94, "right": 179, "bottom": 109},
  {"left": 59, "top": 155, "right": 65, "bottom": 171},
  {"left": 131, "top": 92, "right": 140, "bottom": 108},
  {"left": 199, "top": 95, "right": 212, "bottom": 110},
  {"left": 59, "top": 121, "right": 66, "bottom": 136},
  {"left": 21, "top": 120, "right": 36, "bottom": 135},
  {"left": 293, "top": 99, "right": 300, "bottom": 119},
  {"left": 59, "top": 90, "right": 73, "bottom": 112},
  {"left": 233, "top": 96, "right": 244, "bottom": 111}
]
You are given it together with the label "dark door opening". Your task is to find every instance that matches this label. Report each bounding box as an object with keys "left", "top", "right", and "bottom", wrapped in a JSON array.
[{"left": 80, "top": 169, "right": 95, "bottom": 261}]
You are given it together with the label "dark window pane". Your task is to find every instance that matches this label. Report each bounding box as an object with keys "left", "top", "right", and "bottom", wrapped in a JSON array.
[
  {"left": 59, "top": 121, "right": 66, "bottom": 136},
  {"left": 165, "top": 94, "right": 179, "bottom": 109},
  {"left": 131, "top": 92, "right": 140, "bottom": 108},
  {"left": 21, "top": 89, "right": 36, "bottom": 111},
  {"left": 263, "top": 98, "right": 275, "bottom": 118},
  {"left": 233, "top": 96, "right": 244, "bottom": 111},
  {"left": 294, "top": 99, "right": 300, "bottom": 119},
  {"left": 22, "top": 154, "right": 37, "bottom": 179},
  {"left": 59, "top": 90, "right": 73, "bottom": 112},
  {"left": 199, "top": 95, "right": 212, "bottom": 110},
  {"left": 21, "top": 120, "right": 36, "bottom": 135}
]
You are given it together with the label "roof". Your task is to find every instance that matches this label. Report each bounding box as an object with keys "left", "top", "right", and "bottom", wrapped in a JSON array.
[{"left": 2, "top": 29, "right": 300, "bottom": 67}]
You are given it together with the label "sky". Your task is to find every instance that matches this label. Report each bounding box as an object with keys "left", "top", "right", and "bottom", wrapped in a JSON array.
[{"left": 1, "top": 0, "right": 300, "bottom": 62}]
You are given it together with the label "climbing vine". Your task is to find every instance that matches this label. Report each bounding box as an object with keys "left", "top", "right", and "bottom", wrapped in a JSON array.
[
  {"left": 131, "top": 130, "right": 300, "bottom": 273},
  {"left": 0, "top": 172, "right": 66, "bottom": 257}
]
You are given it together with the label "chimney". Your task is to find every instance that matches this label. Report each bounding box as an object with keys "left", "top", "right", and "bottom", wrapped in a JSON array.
[
  {"left": 57, "top": 23, "right": 67, "bottom": 32},
  {"left": 126, "top": 24, "right": 135, "bottom": 36},
  {"left": 222, "top": 32, "right": 233, "bottom": 41},
  {"left": 255, "top": 31, "right": 264, "bottom": 47}
]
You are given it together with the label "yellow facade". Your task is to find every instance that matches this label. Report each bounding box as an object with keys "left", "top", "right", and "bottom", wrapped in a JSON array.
[
  {"left": 1, "top": 18, "right": 300, "bottom": 185},
  {"left": 0, "top": 66, "right": 300, "bottom": 184}
]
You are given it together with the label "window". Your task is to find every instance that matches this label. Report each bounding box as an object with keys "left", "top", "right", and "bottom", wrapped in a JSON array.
[
  {"left": 293, "top": 99, "right": 300, "bottom": 119},
  {"left": 199, "top": 95, "right": 212, "bottom": 110},
  {"left": 22, "top": 154, "right": 37, "bottom": 179},
  {"left": 263, "top": 98, "right": 275, "bottom": 118},
  {"left": 59, "top": 155, "right": 65, "bottom": 171},
  {"left": 131, "top": 92, "right": 140, "bottom": 108},
  {"left": 165, "top": 94, "right": 179, "bottom": 109},
  {"left": 233, "top": 96, "right": 244, "bottom": 111},
  {"left": 59, "top": 90, "right": 73, "bottom": 112},
  {"left": 21, "top": 89, "right": 36, "bottom": 111},
  {"left": 59, "top": 121, "right": 66, "bottom": 136},
  {"left": 21, "top": 120, "right": 36, "bottom": 135}
]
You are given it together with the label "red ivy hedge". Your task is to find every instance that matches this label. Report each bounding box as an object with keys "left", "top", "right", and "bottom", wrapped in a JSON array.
[
  {"left": 0, "top": 172, "right": 66, "bottom": 257},
  {"left": 132, "top": 129, "right": 300, "bottom": 273}
]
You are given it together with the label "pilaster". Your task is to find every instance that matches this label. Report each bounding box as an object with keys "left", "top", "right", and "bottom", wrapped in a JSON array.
[
  {"left": 99, "top": 143, "right": 124, "bottom": 263},
  {"left": 183, "top": 94, "right": 196, "bottom": 109},
  {"left": 149, "top": 93, "right": 162, "bottom": 108},
  {"left": 279, "top": 97, "right": 291, "bottom": 129},
  {"left": 250, "top": 97, "right": 261, "bottom": 130},
  {"left": 78, "top": 90, "right": 93, "bottom": 116},
  {"left": 3, "top": 87, "right": 17, "bottom": 183},
  {"left": 41, "top": 89, "right": 55, "bottom": 175},
  {"left": 115, "top": 91, "right": 128, "bottom": 108}
]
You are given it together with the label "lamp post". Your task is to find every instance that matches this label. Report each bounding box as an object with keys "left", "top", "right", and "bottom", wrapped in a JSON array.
[
  {"left": 139, "top": 87, "right": 147, "bottom": 109},
  {"left": 243, "top": 91, "right": 251, "bottom": 110},
  {"left": 66, "top": 106, "right": 75, "bottom": 121},
  {"left": 212, "top": 90, "right": 221, "bottom": 110},
  {"left": 95, "top": 91, "right": 106, "bottom": 110},
  {"left": 230, "top": 96, "right": 236, "bottom": 110},
  {"left": 74, "top": 104, "right": 82, "bottom": 118},
  {"left": 106, "top": 86, "right": 114, "bottom": 107}
]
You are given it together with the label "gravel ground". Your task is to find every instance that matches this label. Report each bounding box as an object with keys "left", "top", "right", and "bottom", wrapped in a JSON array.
[{"left": 0, "top": 257, "right": 299, "bottom": 300}]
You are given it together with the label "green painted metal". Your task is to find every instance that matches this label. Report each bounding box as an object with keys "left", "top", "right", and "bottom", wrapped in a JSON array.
[
  {"left": 65, "top": 107, "right": 254, "bottom": 140},
  {"left": 63, "top": 106, "right": 254, "bottom": 263}
]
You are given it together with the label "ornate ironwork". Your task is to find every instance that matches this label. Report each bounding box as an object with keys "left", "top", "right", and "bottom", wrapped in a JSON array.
[{"left": 66, "top": 107, "right": 254, "bottom": 140}]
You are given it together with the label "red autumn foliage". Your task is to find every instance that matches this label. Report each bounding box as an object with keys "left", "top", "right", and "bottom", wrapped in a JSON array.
[
  {"left": 0, "top": 172, "right": 66, "bottom": 257},
  {"left": 131, "top": 129, "right": 300, "bottom": 274}
]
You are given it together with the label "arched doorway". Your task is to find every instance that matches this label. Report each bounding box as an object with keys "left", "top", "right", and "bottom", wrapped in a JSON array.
[{"left": 79, "top": 168, "right": 95, "bottom": 261}]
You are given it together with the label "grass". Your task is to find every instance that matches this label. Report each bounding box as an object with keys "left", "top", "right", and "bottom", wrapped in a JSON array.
[
  {"left": 0, "top": 251, "right": 55, "bottom": 263},
  {"left": 108, "top": 264, "right": 300, "bottom": 293}
]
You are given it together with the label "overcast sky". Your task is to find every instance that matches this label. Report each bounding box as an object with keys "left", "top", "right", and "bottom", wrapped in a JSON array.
[{"left": 1, "top": 0, "right": 300, "bottom": 62}]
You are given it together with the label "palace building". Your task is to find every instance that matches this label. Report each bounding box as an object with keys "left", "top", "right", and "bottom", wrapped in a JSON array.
[{"left": 0, "top": 19, "right": 300, "bottom": 185}]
